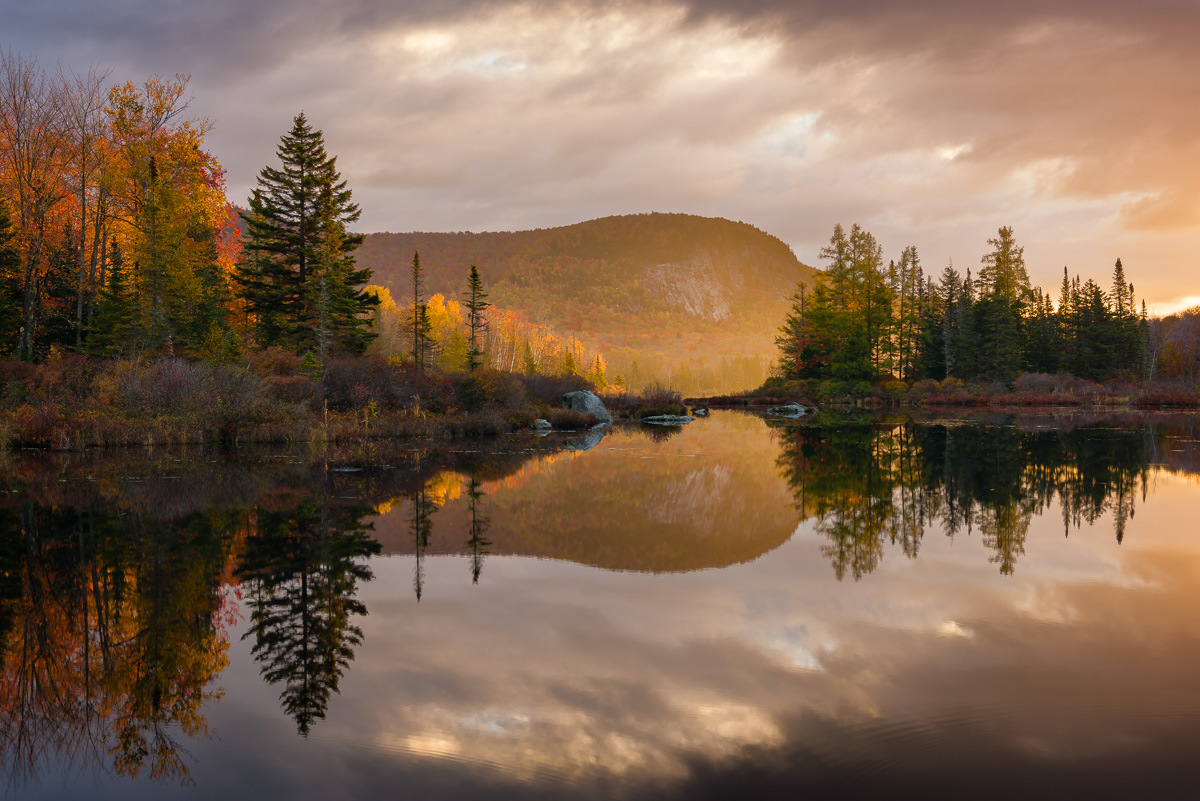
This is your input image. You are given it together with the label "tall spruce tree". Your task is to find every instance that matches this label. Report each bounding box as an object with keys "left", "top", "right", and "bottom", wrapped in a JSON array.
[
  {"left": 463, "top": 264, "right": 490, "bottom": 371},
  {"left": 88, "top": 239, "right": 139, "bottom": 357},
  {"left": 237, "top": 113, "right": 377, "bottom": 354},
  {"left": 408, "top": 251, "right": 435, "bottom": 370}
]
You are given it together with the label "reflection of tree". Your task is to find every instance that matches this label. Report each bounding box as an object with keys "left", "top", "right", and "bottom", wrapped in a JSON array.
[
  {"left": 237, "top": 497, "right": 380, "bottom": 736},
  {"left": 776, "top": 420, "right": 1154, "bottom": 580},
  {"left": 409, "top": 489, "right": 435, "bottom": 601},
  {"left": 0, "top": 504, "right": 236, "bottom": 789},
  {"left": 465, "top": 478, "right": 491, "bottom": 584}
]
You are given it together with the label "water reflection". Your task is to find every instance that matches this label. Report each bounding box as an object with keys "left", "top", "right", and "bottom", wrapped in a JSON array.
[
  {"left": 770, "top": 415, "right": 1187, "bottom": 579},
  {"left": 237, "top": 493, "right": 380, "bottom": 735},
  {"left": 1, "top": 413, "right": 1199, "bottom": 797},
  {"left": 0, "top": 503, "right": 237, "bottom": 787}
]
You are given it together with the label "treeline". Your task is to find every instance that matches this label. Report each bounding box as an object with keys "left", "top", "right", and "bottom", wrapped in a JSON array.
[
  {"left": 776, "top": 223, "right": 1156, "bottom": 385},
  {"left": 0, "top": 53, "right": 237, "bottom": 362}
]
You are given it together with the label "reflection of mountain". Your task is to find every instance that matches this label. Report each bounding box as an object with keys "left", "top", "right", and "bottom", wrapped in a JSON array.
[
  {"left": 771, "top": 414, "right": 1181, "bottom": 580},
  {"left": 369, "top": 414, "right": 799, "bottom": 573}
]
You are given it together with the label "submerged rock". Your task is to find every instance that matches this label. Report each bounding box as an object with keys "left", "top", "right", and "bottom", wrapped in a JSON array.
[
  {"left": 766, "top": 403, "right": 807, "bottom": 418},
  {"left": 641, "top": 415, "right": 694, "bottom": 426},
  {"left": 562, "top": 390, "right": 613, "bottom": 423}
]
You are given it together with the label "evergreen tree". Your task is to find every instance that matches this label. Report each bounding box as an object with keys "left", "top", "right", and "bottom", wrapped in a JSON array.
[
  {"left": 88, "top": 240, "right": 139, "bottom": 357},
  {"left": 0, "top": 202, "right": 21, "bottom": 352},
  {"left": 976, "top": 227, "right": 1029, "bottom": 380},
  {"left": 463, "top": 264, "right": 490, "bottom": 371},
  {"left": 236, "top": 113, "right": 376, "bottom": 353},
  {"left": 408, "top": 251, "right": 435, "bottom": 370},
  {"left": 559, "top": 347, "right": 578, "bottom": 377}
]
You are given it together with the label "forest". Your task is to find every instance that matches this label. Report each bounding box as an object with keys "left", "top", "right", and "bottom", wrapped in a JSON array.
[
  {"left": 771, "top": 223, "right": 1200, "bottom": 397},
  {"left": 4, "top": 48, "right": 1200, "bottom": 453}
]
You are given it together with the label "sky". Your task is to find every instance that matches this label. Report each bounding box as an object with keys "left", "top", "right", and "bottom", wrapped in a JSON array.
[{"left": 5, "top": 0, "right": 1200, "bottom": 312}]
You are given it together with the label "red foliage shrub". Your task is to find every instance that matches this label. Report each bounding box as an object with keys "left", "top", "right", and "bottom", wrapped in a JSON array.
[
  {"left": 456, "top": 368, "right": 527, "bottom": 413},
  {"left": 247, "top": 347, "right": 302, "bottom": 376}
]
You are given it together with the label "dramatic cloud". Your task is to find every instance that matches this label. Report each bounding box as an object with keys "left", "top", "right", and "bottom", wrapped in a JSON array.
[{"left": 5, "top": 0, "right": 1199, "bottom": 307}]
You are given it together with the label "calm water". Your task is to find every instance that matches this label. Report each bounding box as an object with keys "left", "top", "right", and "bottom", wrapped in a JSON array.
[{"left": 3, "top": 411, "right": 1200, "bottom": 800}]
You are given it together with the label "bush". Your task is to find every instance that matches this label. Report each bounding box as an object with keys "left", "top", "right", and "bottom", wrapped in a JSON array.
[
  {"left": 881, "top": 380, "right": 909, "bottom": 394},
  {"left": 247, "top": 347, "right": 301, "bottom": 376},
  {"left": 851, "top": 381, "right": 873, "bottom": 398},
  {"left": 543, "top": 407, "right": 598, "bottom": 428},
  {"left": 520, "top": 372, "right": 594, "bottom": 405},
  {"left": 456, "top": 409, "right": 511, "bottom": 436},
  {"left": 817, "top": 380, "right": 848, "bottom": 399},
  {"left": 265, "top": 375, "right": 322, "bottom": 408},
  {"left": 910, "top": 379, "right": 939, "bottom": 397},
  {"left": 456, "top": 368, "right": 527, "bottom": 413}
]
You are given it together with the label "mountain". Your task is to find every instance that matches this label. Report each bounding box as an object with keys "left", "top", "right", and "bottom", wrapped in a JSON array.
[{"left": 356, "top": 213, "right": 817, "bottom": 393}]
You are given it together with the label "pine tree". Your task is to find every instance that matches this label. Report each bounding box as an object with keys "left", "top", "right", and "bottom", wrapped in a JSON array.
[
  {"left": 976, "top": 227, "right": 1029, "bottom": 380},
  {"left": 236, "top": 113, "right": 376, "bottom": 353},
  {"left": 463, "top": 264, "right": 490, "bottom": 371},
  {"left": 408, "top": 251, "right": 435, "bottom": 370},
  {"left": 0, "top": 202, "right": 21, "bottom": 352},
  {"left": 88, "top": 240, "right": 139, "bottom": 358}
]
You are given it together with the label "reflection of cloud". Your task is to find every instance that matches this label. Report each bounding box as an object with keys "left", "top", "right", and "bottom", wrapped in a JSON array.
[{"left": 316, "top": 468, "right": 1200, "bottom": 795}]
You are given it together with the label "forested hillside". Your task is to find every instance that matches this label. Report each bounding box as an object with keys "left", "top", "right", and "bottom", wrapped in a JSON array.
[{"left": 358, "top": 214, "right": 817, "bottom": 393}]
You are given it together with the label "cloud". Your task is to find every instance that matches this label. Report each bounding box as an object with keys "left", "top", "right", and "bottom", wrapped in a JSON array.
[{"left": 5, "top": 0, "right": 1200, "bottom": 306}]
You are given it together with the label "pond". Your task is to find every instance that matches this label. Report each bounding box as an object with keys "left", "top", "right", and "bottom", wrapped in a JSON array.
[{"left": 2, "top": 410, "right": 1199, "bottom": 799}]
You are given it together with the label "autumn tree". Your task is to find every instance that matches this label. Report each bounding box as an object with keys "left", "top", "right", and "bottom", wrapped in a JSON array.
[
  {"left": 105, "top": 74, "right": 232, "bottom": 354},
  {"left": 0, "top": 50, "right": 71, "bottom": 360},
  {"left": 237, "top": 112, "right": 376, "bottom": 354}
]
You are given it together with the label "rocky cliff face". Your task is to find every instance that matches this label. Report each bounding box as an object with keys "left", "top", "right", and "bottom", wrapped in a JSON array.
[{"left": 643, "top": 252, "right": 736, "bottom": 321}]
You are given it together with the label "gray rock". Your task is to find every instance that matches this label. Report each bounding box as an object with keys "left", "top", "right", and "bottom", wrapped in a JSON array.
[
  {"left": 766, "top": 403, "right": 807, "bottom": 418},
  {"left": 641, "top": 415, "right": 694, "bottom": 426},
  {"left": 692, "top": 408, "right": 708, "bottom": 416},
  {"left": 562, "top": 390, "right": 613, "bottom": 423},
  {"left": 532, "top": 418, "right": 552, "bottom": 430}
]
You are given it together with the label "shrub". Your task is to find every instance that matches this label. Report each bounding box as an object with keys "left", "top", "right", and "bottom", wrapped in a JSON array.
[
  {"left": 851, "top": 381, "right": 873, "bottom": 398},
  {"left": 455, "top": 409, "right": 511, "bottom": 436},
  {"left": 910, "top": 379, "right": 939, "bottom": 397},
  {"left": 543, "top": 407, "right": 598, "bottom": 428},
  {"left": 817, "top": 380, "right": 848, "bottom": 399},
  {"left": 247, "top": 347, "right": 301, "bottom": 376},
  {"left": 456, "top": 368, "right": 527, "bottom": 413},
  {"left": 881, "top": 380, "right": 909, "bottom": 394},
  {"left": 265, "top": 375, "right": 322, "bottom": 408},
  {"left": 520, "top": 373, "right": 594, "bottom": 405}
]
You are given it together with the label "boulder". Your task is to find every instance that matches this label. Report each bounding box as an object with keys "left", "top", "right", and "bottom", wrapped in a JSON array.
[
  {"left": 766, "top": 403, "right": 807, "bottom": 418},
  {"left": 532, "top": 418, "right": 553, "bottom": 430},
  {"left": 692, "top": 408, "right": 708, "bottom": 417},
  {"left": 562, "top": 390, "right": 613, "bottom": 423},
  {"left": 563, "top": 425, "right": 607, "bottom": 452},
  {"left": 641, "top": 415, "right": 694, "bottom": 426}
]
